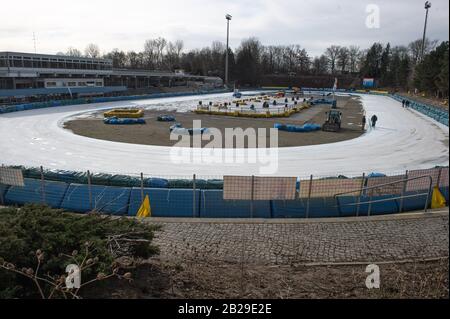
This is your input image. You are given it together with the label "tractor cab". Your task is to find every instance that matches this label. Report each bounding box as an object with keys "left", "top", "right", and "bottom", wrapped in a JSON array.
[{"left": 322, "top": 109, "right": 342, "bottom": 132}]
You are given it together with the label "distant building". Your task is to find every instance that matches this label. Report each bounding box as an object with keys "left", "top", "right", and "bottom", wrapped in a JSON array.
[{"left": 0, "top": 51, "right": 223, "bottom": 101}]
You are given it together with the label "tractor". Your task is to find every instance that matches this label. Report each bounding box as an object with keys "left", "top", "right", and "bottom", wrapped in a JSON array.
[{"left": 322, "top": 109, "right": 342, "bottom": 132}]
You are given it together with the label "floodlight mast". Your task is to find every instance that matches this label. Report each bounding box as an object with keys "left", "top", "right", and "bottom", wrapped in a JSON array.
[
  {"left": 421, "top": 1, "right": 432, "bottom": 61},
  {"left": 225, "top": 14, "right": 232, "bottom": 87}
]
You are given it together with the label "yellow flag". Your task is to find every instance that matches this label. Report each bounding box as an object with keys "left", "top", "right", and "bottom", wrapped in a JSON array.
[
  {"left": 136, "top": 195, "right": 151, "bottom": 218},
  {"left": 431, "top": 186, "right": 446, "bottom": 209}
]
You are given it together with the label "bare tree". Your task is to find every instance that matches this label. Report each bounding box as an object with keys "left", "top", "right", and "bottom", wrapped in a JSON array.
[
  {"left": 408, "top": 38, "right": 438, "bottom": 65},
  {"left": 174, "top": 40, "right": 184, "bottom": 59},
  {"left": 66, "top": 47, "right": 83, "bottom": 57},
  {"left": 84, "top": 43, "right": 101, "bottom": 58},
  {"left": 154, "top": 37, "right": 167, "bottom": 69},
  {"left": 325, "top": 45, "right": 341, "bottom": 74},
  {"left": 348, "top": 45, "right": 361, "bottom": 73},
  {"left": 312, "top": 55, "right": 329, "bottom": 74},
  {"left": 143, "top": 39, "right": 158, "bottom": 69},
  {"left": 337, "top": 47, "right": 350, "bottom": 72}
]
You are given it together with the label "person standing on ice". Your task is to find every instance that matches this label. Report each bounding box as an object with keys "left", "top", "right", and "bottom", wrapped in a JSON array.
[
  {"left": 371, "top": 114, "right": 378, "bottom": 128},
  {"left": 402, "top": 100, "right": 406, "bottom": 107},
  {"left": 362, "top": 115, "right": 366, "bottom": 131}
]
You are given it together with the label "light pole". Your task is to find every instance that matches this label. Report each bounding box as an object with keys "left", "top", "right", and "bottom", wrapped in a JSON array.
[
  {"left": 225, "top": 14, "right": 232, "bottom": 87},
  {"left": 421, "top": 1, "right": 432, "bottom": 61}
]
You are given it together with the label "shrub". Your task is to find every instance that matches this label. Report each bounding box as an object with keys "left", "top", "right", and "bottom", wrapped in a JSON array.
[{"left": 0, "top": 204, "right": 159, "bottom": 298}]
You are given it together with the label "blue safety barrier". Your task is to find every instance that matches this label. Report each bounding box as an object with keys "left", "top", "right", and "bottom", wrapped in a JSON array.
[
  {"left": 61, "top": 184, "right": 131, "bottom": 215},
  {"left": 103, "top": 117, "right": 146, "bottom": 125},
  {"left": 274, "top": 123, "right": 321, "bottom": 132},
  {"left": 199, "top": 190, "right": 271, "bottom": 218},
  {"left": 0, "top": 88, "right": 229, "bottom": 114},
  {"left": 127, "top": 188, "right": 201, "bottom": 217},
  {"left": 4, "top": 178, "right": 69, "bottom": 208},
  {"left": 391, "top": 94, "right": 449, "bottom": 126},
  {"left": 271, "top": 198, "right": 340, "bottom": 218},
  {"left": 157, "top": 115, "right": 176, "bottom": 122}
]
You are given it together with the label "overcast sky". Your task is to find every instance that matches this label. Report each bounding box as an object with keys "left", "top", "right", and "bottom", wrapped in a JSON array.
[{"left": 1, "top": 0, "right": 448, "bottom": 57}]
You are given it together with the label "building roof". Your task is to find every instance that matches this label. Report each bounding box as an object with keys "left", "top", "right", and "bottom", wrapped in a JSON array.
[{"left": 0, "top": 51, "right": 111, "bottom": 63}]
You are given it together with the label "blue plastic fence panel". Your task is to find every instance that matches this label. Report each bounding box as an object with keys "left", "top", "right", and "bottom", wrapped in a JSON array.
[
  {"left": 199, "top": 190, "right": 271, "bottom": 218},
  {"left": 400, "top": 191, "right": 431, "bottom": 211},
  {"left": 440, "top": 186, "right": 449, "bottom": 202},
  {"left": 61, "top": 184, "right": 131, "bottom": 215},
  {"left": 127, "top": 188, "right": 200, "bottom": 217},
  {"left": 337, "top": 194, "right": 400, "bottom": 216},
  {"left": 0, "top": 184, "right": 10, "bottom": 204},
  {"left": 4, "top": 178, "right": 69, "bottom": 208},
  {"left": 271, "top": 197, "right": 340, "bottom": 218}
]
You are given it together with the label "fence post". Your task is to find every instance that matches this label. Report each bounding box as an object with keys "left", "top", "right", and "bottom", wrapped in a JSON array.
[
  {"left": 436, "top": 167, "right": 442, "bottom": 188},
  {"left": 399, "top": 170, "right": 408, "bottom": 213},
  {"left": 140, "top": 173, "right": 144, "bottom": 203},
  {"left": 306, "top": 174, "right": 313, "bottom": 218},
  {"left": 367, "top": 194, "right": 373, "bottom": 216},
  {"left": 424, "top": 176, "right": 433, "bottom": 212},
  {"left": 40, "top": 166, "right": 46, "bottom": 204},
  {"left": 193, "top": 174, "right": 196, "bottom": 218},
  {"left": 87, "top": 170, "right": 92, "bottom": 211},
  {"left": 356, "top": 173, "right": 365, "bottom": 217},
  {"left": 0, "top": 165, "right": 4, "bottom": 205},
  {"left": 250, "top": 175, "right": 255, "bottom": 218}
]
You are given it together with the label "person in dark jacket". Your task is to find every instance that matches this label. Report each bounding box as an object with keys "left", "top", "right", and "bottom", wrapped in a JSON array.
[
  {"left": 371, "top": 114, "right": 378, "bottom": 127},
  {"left": 402, "top": 100, "right": 406, "bottom": 107},
  {"left": 362, "top": 115, "right": 366, "bottom": 131}
]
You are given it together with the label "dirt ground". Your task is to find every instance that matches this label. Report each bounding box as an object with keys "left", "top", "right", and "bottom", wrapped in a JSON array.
[
  {"left": 64, "top": 96, "right": 365, "bottom": 148},
  {"left": 88, "top": 257, "right": 449, "bottom": 299}
]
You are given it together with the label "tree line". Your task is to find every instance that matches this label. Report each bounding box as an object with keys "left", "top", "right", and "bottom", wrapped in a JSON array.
[{"left": 58, "top": 37, "right": 449, "bottom": 97}]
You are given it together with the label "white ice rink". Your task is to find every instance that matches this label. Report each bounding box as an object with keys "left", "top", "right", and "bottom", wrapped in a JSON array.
[{"left": 0, "top": 93, "right": 448, "bottom": 178}]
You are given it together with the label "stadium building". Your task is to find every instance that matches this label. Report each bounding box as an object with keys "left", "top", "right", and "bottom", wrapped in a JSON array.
[{"left": 0, "top": 51, "right": 223, "bottom": 102}]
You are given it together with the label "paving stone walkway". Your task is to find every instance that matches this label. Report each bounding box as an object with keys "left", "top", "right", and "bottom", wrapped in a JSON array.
[{"left": 146, "top": 211, "right": 449, "bottom": 265}]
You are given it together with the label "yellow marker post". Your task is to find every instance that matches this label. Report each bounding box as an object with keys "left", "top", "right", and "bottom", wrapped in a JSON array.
[
  {"left": 431, "top": 186, "right": 446, "bottom": 209},
  {"left": 136, "top": 195, "right": 151, "bottom": 218}
]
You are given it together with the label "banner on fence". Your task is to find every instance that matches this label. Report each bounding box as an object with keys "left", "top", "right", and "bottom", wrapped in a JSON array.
[
  {"left": 406, "top": 168, "right": 440, "bottom": 191},
  {"left": 366, "top": 175, "right": 405, "bottom": 196},
  {"left": 223, "top": 176, "right": 297, "bottom": 200},
  {"left": 299, "top": 178, "right": 362, "bottom": 198},
  {"left": 0, "top": 167, "right": 24, "bottom": 187}
]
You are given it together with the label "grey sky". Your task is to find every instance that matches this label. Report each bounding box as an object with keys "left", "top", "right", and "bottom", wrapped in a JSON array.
[{"left": 1, "top": 0, "right": 448, "bottom": 57}]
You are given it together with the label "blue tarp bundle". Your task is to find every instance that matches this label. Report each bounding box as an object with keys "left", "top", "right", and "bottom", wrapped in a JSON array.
[
  {"left": 367, "top": 172, "right": 387, "bottom": 178},
  {"left": 157, "top": 115, "right": 176, "bottom": 122},
  {"left": 274, "top": 123, "right": 321, "bottom": 132},
  {"left": 103, "top": 117, "right": 146, "bottom": 125},
  {"left": 310, "top": 99, "right": 337, "bottom": 107}
]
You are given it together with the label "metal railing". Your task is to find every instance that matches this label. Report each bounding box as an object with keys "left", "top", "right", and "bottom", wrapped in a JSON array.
[{"left": 333, "top": 175, "right": 433, "bottom": 216}]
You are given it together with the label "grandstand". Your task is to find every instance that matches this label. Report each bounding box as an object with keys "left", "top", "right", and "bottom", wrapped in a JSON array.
[{"left": 0, "top": 51, "right": 223, "bottom": 103}]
